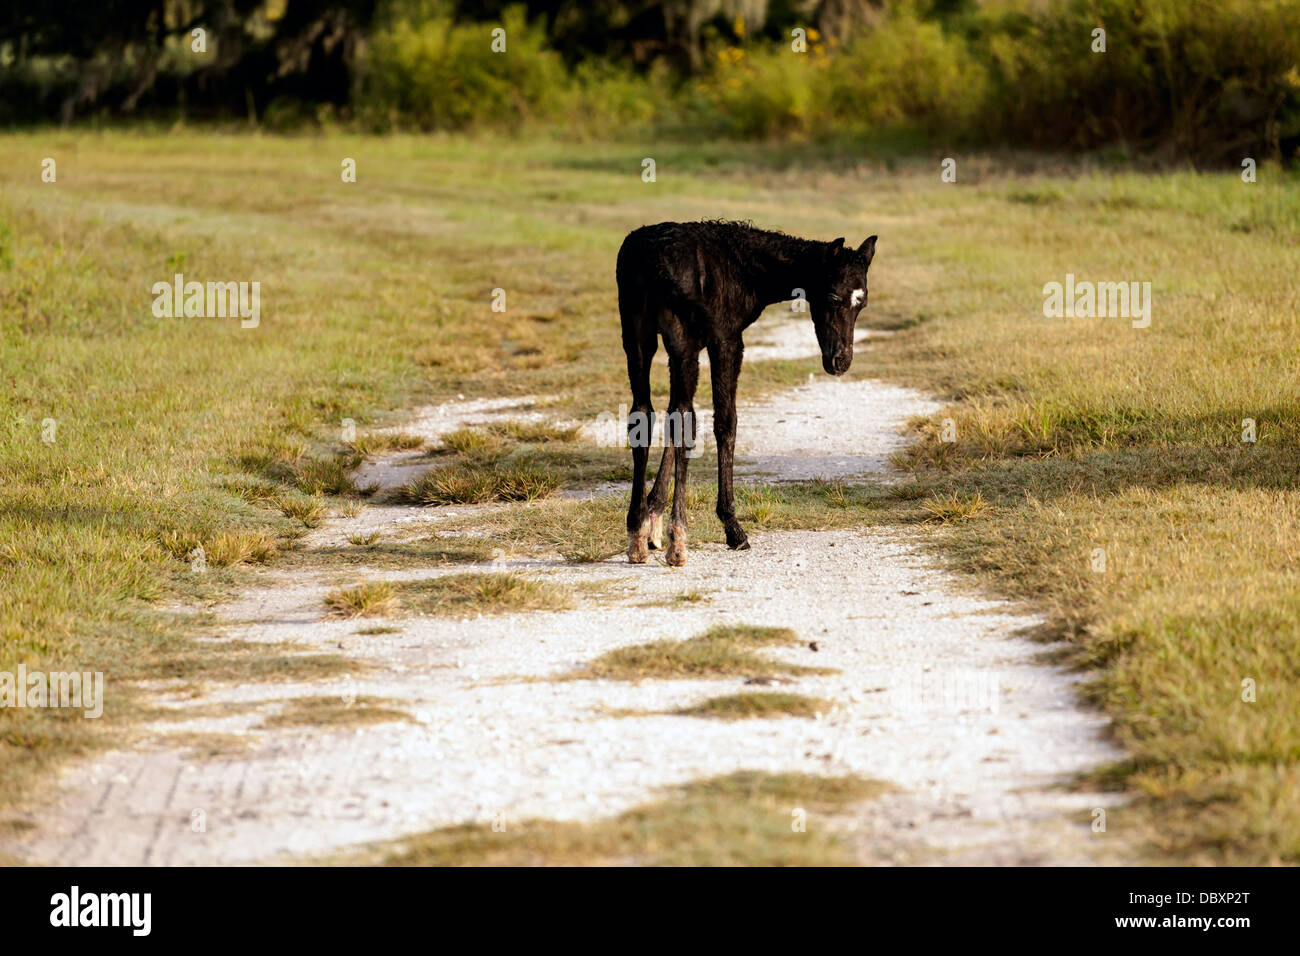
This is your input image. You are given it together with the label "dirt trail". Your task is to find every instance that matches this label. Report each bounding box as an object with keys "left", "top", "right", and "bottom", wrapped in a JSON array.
[{"left": 3, "top": 322, "right": 1126, "bottom": 866}]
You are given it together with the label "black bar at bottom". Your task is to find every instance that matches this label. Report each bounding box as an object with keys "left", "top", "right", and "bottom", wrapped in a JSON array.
[{"left": 0, "top": 865, "right": 1285, "bottom": 944}]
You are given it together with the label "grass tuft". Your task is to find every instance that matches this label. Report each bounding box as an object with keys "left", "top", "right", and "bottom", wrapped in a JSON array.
[
  {"left": 348, "top": 432, "right": 425, "bottom": 457},
  {"left": 296, "top": 456, "right": 363, "bottom": 497},
  {"left": 568, "top": 624, "right": 834, "bottom": 681},
  {"left": 396, "top": 572, "right": 572, "bottom": 617},
  {"left": 442, "top": 428, "right": 505, "bottom": 457},
  {"left": 278, "top": 494, "right": 327, "bottom": 528},
  {"left": 157, "top": 529, "right": 278, "bottom": 567},
  {"left": 324, "top": 581, "right": 398, "bottom": 618},
  {"left": 921, "top": 491, "right": 990, "bottom": 523},
  {"left": 397, "top": 463, "right": 560, "bottom": 505},
  {"left": 259, "top": 695, "right": 413, "bottom": 729},
  {"left": 674, "top": 692, "right": 831, "bottom": 720},
  {"left": 487, "top": 421, "right": 581, "bottom": 444}
]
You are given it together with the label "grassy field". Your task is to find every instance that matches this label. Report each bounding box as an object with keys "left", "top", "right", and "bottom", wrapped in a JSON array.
[{"left": 1, "top": 131, "right": 1298, "bottom": 862}]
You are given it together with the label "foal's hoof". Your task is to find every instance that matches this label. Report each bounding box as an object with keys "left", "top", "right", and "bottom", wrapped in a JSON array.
[
  {"left": 725, "top": 525, "right": 750, "bottom": 551},
  {"left": 628, "top": 533, "right": 649, "bottom": 564},
  {"left": 665, "top": 525, "right": 688, "bottom": 567},
  {"left": 647, "top": 512, "right": 664, "bottom": 551}
]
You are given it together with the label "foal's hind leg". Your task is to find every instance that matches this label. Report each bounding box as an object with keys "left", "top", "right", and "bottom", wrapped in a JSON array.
[
  {"left": 622, "top": 300, "right": 657, "bottom": 563},
  {"left": 645, "top": 444, "right": 673, "bottom": 550},
  {"left": 643, "top": 305, "right": 678, "bottom": 551},
  {"left": 664, "top": 347, "right": 700, "bottom": 567}
]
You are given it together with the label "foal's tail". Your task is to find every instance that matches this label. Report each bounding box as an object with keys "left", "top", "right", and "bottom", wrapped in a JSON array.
[
  {"left": 615, "top": 229, "right": 650, "bottom": 305},
  {"left": 617, "top": 230, "right": 658, "bottom": 374},
  {"left": 618, "top": 229, "right": 661, "bottom": 556}
]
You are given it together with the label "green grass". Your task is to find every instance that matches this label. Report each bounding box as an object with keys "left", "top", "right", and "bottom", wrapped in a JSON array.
[
  {"left": 1, "top": 131, "right": 1298, "bottom": 861},
  {"left": 332, "top": 771, "right": 888, "bottom": 866},
  {"left": 567, "top": 624, "right": 834, "bottom": 681}
]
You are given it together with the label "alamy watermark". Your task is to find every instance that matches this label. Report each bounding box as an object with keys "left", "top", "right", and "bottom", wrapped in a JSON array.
[
  {"left": 151, "top": 273, "right": 260, "bottom": 328},
  {"left": 885, "top": 666, "right": 1000, "bottom": 715},
  {"left": 590, "top": 405, "right": 705, "bottom": 457},
  {"left": 1042, "top": 273, "right": 1151, "bottom": 329},
  {"left": 1, "top": 665, "right": 103, "bottom": 718},
  {"left": 50, "top": 886, "right": 150, "bottom": 935}
]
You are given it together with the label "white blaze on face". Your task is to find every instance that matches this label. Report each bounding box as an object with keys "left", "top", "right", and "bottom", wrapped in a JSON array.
[{"left": 850, "top": 288, "right": 865, "bottom": 307}]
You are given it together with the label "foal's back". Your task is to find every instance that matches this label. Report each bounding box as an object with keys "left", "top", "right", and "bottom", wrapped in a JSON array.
[{"left": 617, "top": 220, "right": 758, "bottom": 322}]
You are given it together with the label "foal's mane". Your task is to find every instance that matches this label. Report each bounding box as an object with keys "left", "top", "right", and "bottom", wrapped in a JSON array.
[{"left": 696, "top": 219, "right": 826, "bottom": 256}]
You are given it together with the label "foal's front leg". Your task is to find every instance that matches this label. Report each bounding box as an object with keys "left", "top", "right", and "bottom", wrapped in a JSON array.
[
  {"left": 709, "top": 339, "right": 749, "bottom": 550},
  {"left": 665, "top": 350, "right": 700, "bottom": 567}
]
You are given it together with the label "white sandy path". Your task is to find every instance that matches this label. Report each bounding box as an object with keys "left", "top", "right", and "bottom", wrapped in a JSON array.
[{"left": 2, "top": 323, "right": 1126, "bottom": 866}]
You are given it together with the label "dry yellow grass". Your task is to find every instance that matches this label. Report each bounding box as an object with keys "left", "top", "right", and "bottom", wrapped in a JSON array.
[
  {"left": 674, "top": 692, "right": 832, "bottom": 720},
  {"left": 324, "top": 581, "right": 398, "bottom": 618},
  {"left": 259, "top": 695, "right": 413, "bottom": 730},
  {"left": 396, "top": 573, "right": 573, "bottom": 617},
  {"left": 567, "top": 624, "right": 834, "bottom": 681},
  {"left": 331, "top": 771, "right": 888, "bottom": 866}
]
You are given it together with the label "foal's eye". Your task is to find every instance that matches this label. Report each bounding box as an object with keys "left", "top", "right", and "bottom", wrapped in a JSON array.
[{"left": 827, "top": 293, "right": 843, "bottom": 305}]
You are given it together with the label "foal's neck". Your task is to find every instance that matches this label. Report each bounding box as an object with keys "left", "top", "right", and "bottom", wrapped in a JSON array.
[{"left": 735, "top": 230, "right": 824, "bottom": 306}]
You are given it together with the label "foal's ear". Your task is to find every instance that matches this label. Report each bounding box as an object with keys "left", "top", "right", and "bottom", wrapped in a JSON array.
[
  {"left": 859, "top": 235, "right": 878, "bottom": 267},
  {"left": 827, "top": 237, "right": 846, "bottom": 255}
]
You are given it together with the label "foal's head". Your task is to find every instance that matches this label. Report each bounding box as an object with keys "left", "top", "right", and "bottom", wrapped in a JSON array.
[{"left": 810, "top": 235, "right": 877, "bottom": 375}]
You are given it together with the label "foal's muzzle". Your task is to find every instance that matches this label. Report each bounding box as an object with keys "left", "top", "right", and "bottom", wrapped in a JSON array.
[{"left": 824, "top": 348, "right": 852, "bottom": 376}]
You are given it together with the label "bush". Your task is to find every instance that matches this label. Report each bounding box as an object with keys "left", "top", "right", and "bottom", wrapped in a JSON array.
[
  {"left": 697, "top": 44, "right": 825, "bottom": 140},
  {"left": 824, "top": 5, "right": 990, "bottom": 136},
  {"left": 694, "top": 10, "right": 988, "bottom": 142},
  {"left": 976, "top": 0, "right": 1300, "bottom": 160},
  {"left": 355, "top": 5, "right": 570, "bottom": 131},
  {"left": 350, "top": 0, "right": 1300, "bottom": 162},
  {"left": 559, "top": 58, "right": 673, "bottom": 136}
]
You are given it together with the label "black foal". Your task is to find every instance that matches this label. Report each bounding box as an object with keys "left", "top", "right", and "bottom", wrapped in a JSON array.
[{"left": 616, "top": 220, "right": 877, "bottom": 566}]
